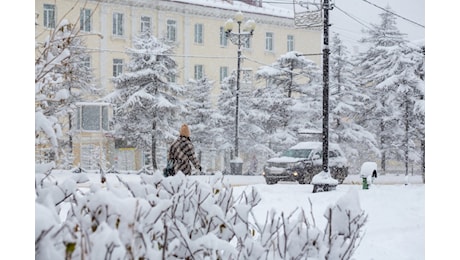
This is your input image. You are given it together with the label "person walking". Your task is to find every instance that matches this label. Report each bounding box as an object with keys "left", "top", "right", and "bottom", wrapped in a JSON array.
[{"left": 168, "top": 124, "right": 202, "bottom": 175}]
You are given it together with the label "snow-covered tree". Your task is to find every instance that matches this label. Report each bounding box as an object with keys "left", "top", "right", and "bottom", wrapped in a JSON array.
[
  {"left": 182, "top": 76, "right": 218, "bottom": 170},
  {"left": 286, "top": 57, "right": 324, "bottom": 135},
  {"left": 395, "top": 42, "right": 425, "bottom": 176},
  {"left": 215, "top": 73, "right": 238, "bottom": 169},
  {"left": 411, "top": 41, "right": 425, "bottom": 181},
  {"left": 356, "top": 6, "right": 424, "bottom": 173},
  {"left": 104, "top": 31, "right": 183, "bottom": 170},
  {"left": 255, "top": 51, "right": 322, "bottom": 98},
  {"left": 248, "top": 83, "right": 296, "bottom": 155},
  {"left": 254, "top": 51, "right": 323, "bottom": 148},
  {"left": 329, "top": 33, "right": 379, "bottom": 167},
  {"left": 35, "top": 18, "right": 97, "bottom": 167}
]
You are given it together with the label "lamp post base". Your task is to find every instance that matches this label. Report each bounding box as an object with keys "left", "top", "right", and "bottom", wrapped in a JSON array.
[{"left": 230, "top": 158, "right": 243, "bottom": 175}]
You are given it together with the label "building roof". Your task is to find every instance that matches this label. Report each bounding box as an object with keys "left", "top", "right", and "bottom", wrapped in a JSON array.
[{"left": 169, "top": 0, "right": 294, "bottom": 18}]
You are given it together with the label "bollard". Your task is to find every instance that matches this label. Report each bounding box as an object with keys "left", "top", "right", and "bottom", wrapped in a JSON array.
[{"left": 362, "top": 176, "right": 369, "bottom": 190}]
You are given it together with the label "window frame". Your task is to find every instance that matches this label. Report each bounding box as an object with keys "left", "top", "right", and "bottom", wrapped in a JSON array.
[
  {"left": 112, "top": 12, "right": 124, "bottom": 36},
  {"left": 166, "top": 19, "right": 177, "bottom": 42},
  {"left": 265, "top": 32, "right": 274, "bottom": 51},
  {"left": 113, "top": 58, "right": 123, "bottom": 77},
  {"left": 243, "top": 37, "right": 251, "bottom": 49},
  {"left": 80, "top": 8, "right": 91, "bottom": 32},
  {"left": 82, "top": 56, "right": 91, "bottom": 69},
  {"left": 43, "top": 4, "right": 56, "bottom": 28},
  {"left": 194, "top": 23, "right": 204, "bottom": 44},
  {"left": 167, "top": 74, "right": 176, "bottom": 83},
  {"left": 76, "top": 103, "right": 110, "bottom": 132},
  {"left": 287, "top": 35, "right": 294, "bottom": 52},
  {"left": 219, "top": 66, "right": 228, "bottom": 83},
  {"left": 140, "top": 16, "right": 151, "bottom": 33},
  {"left": 194, "top": 64, "right": 204, "bottom": 80},
  {"left": 219, "top": 27, "right": 228, "bottom": 46}
]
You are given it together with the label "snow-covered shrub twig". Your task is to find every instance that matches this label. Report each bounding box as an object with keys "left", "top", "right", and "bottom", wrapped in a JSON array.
[{"left": 35, "top": 170, "right": 367, "bottom": 260}]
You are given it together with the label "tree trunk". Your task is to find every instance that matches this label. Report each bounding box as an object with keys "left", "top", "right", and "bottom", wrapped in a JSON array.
[
  {"left": 421, "top": 139, "right": 425, "bottom": 183},
  {"left": 380, "top": 120, "right": 386, "bottom": 173},
  {"left": 151, "top": 121, "right": 158, "bottom": 170},
  {"left": 287, "top": 62, "right": 293, "bottom": 98},
  {"left": 404, "top": 95, "right": 410, "bottom": 176}
]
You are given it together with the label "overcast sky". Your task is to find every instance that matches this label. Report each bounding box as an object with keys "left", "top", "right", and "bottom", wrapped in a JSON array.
[{"left": 272, "top": 0, "right": 425, "bottom": 50}]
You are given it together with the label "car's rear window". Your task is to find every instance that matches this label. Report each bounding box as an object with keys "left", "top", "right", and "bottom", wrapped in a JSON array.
[{"left": 281, "top": 149, "right": 312, "bottom": 158}]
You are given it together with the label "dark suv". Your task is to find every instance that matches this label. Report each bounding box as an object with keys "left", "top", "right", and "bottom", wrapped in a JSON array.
[{"left": 262, "top": 142, "right": 349, "bottom": 185}]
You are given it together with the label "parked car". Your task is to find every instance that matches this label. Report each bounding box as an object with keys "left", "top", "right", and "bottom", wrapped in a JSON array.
[{"left": 262, "top": 142, "right": 349, "bottom": 185}]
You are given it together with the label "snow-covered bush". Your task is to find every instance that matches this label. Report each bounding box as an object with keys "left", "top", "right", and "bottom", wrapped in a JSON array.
[{"left": 35, "top": 169, "right": 367, "bottom": 259}]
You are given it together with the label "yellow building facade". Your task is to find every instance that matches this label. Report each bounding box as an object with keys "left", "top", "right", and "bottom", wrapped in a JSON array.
[{"left": 35, "top": 0, "right": 322, "bottom": 171}]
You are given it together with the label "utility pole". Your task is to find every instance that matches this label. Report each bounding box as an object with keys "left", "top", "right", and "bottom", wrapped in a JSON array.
[
  {"left": 322, "top": 0, "right": 331, "bottom": 173},
  {"left": 294, "top": 0, "right": 333, "bottom": 174}
]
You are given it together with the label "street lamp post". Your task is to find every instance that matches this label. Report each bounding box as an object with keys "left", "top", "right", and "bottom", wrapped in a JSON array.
[{"left": 224, "top": 11, "right": 255, "bottom": 160}]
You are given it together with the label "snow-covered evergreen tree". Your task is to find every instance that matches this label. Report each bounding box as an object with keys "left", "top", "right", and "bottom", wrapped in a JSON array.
[
  {"left": 35, "top": 19, "right": 96, "bottom": 167},
  {"left": 329, "top": 33, "right": 379, "bottom": 168},
  {"left": 255, "top": 51, "right": 322, "bottom": 98},
  {"left": 215, "top": 73, "right": 237, "bottom": 169},
  {"left": 254, "top": 51, "right": 323, "bottom": 148},
  {"left": 248, "top": 83, "right": 296, "bottom": 155},
  {"left": 104, "top": 31, "right": 183, "bottom": 170},
  {"left": 285, "top": 56, "right": 323, "bottom": 135},
  {"left": 356, "top": 6, "right": 424, "bottom": 173},
  {"left": 411, "top": 41, "right": 425, "bottom": 181},
  {"left": 182, "top": 76, "right": 218, "bottom": 171}
]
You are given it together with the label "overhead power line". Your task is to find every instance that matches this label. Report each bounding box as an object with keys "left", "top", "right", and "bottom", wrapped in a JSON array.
[
  {"left": 360, "top": 0, "right": 425, "bottom": 28},
  {"left": 334, "top": 5, "right": 373, "bottom": 30}
]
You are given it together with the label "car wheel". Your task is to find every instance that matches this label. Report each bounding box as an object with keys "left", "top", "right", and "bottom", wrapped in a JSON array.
[
  {"left": 266, "top": 179, "right": 277, "bottom": 185},
  {"left": 298, "top": 176, "right": 306, "bottom": 184},
  {"left": 313, "top": 184, "right": 327, "bottom": 193}
]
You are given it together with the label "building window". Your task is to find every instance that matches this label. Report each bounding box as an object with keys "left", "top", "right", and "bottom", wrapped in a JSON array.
[
  {"left": 141, "top": 16, "right": 151, "bottom": 33},
  {"left": 287, "top": 35, "right": 294, "bottom": 52},
  {"left": 80, "top": 8, "right": 91, "bottom": 32},
  {"left": 113, "top": 59, "right": 123, "bottom": 77},
  {"left": 167, "top": 19, "right": 177, "bottom": 42},
  {"left": 194, "top": 65, "right": 204, "bottom": 80},
  {"left": 194, "top": 23, "right": 204, "bottom": 44},
  {"left": 167, "top": 74, "right": 176, "bottom": 83},
  {"left": 243, "top": 38, "right": 251, "bottom": 49},
  {"left": 113, "top": 12, "right": 124, "bottom": 36},
  {"left": 43, "top": 4, "right": 56, "bottom": 28},
  {"left": 82, "top": 56, "right": 91, "bottom": 69},
  {"left": 76, "top": 104, "right": 110, "bottom": 131},
  {"left": 240, "top": 69, "right": 253, "bottom": 91},
  {"left": 219, "top": 66, "right": 228, "bottom": 83},
  {"left": 265, "top": 32, "right": 274, "bottom": 51},
  {"left": 219, "top": 27, "right": 228, "bottom": 46}
]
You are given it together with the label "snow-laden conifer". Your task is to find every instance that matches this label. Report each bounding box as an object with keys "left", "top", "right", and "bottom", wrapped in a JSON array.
[
  {"left": 254, "top": 51, "right": 323, "bottom": 152},
  {"left": 356, "top": 6, "right": 425, "bottom": 173},
  {"left": 104, "top": 31, "right": 183, "bottom": 170},
  {"left": 182, "top": 76, "right": 218, "bottom": 171},
  {"left": 329, "top": 33, "right": 379, "bottom": 168},
  {"left": 215, "top": 73, "right": 237, "bottom": 167}
]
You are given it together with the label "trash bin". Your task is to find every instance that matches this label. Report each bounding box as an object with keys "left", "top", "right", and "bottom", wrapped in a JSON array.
[
  {"left": 362, "top": 176, "right": 369, "bottom": 190},
  {"left": 360, "top": 162, "right": 377, "bottom": 190},
  {"left": 230, "top": 159, "right": 243, "bottom": 175}
]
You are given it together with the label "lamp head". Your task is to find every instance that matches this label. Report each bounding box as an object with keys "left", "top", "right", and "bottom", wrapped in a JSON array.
[
  {"left": 244, "top": 19, "right": 256, "bottom": 33},
  {"left": 224, "top": 19, "right": 234, "bottom": 32},
  {"left": 234, "top": 11, "right": 244, "bottom": 23}
]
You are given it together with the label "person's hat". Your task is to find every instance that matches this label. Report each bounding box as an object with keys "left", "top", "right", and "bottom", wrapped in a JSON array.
[{"left": 180, "top": 124, "right": 191, "bottom": 137}]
